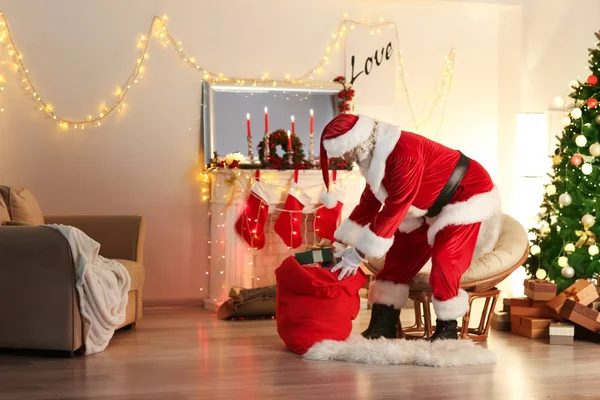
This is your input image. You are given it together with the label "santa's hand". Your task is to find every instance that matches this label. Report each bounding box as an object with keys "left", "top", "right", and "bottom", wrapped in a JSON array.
[
  {"left": 331, "top": 247, "right": 365, "bottom": 280},
  {"left": 333, "top": 241, "right": 349, "bottom": 254}
]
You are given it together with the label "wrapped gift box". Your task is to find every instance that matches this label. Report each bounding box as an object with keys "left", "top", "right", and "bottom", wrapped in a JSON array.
[
  {"left": 294, "top": 248, "right": 335, "bottom": 265},
  {"left": 560, "top": 299, "right": 600, "bottom": 333},
  {"left": 547, "top": 279, "right": 599, "bottom": 317},
  {"left": 492, "top": 311, "right": 511, "bottom": 331},
  {"left": 549, "top": 322, "right": 575, "bottom": 345},
  {"left": 524, "top": 279, "right": 558, "bottom": 301},
  {"left": 508, "top": 297, "right": 552, "bottom": 318},
  {"left": 514, "top": 316, "right": 553, "bottom": 339}
]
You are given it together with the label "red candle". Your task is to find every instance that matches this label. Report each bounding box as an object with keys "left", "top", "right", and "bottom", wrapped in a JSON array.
[
  {"left": 309, "top": 109, "right": 314, "bottom": 132},
  {"left": 287, "top": 130, "right": 292, "bottom": 150},
  {"left": 291, "top": 115, "right": 296, "bottom": 136},
  {"left": 246, "top": 113, "right": 251, "bottom": 137},
  {"left": 264, "top": 107, "right": 269, "bottom": 132}
]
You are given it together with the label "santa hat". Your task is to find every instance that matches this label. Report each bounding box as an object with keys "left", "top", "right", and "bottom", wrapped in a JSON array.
[{"left": 319, "top": 114, "right": 376, "bottom": 208}]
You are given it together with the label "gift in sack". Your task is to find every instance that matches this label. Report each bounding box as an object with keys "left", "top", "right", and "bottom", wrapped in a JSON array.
[{"left": 275, "top": 256, "right": 367, "bottom": 355}]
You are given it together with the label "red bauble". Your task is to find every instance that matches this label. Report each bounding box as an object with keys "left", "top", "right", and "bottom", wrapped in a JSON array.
[
  {"left": 588, "top": 75, "right": 599, "bottom": 86},
  {"left": 571, "top": 154, "right": 583, "bottom": 166},
  {"left": 588, "top": 98, "right": 599, "bottom": 109}
]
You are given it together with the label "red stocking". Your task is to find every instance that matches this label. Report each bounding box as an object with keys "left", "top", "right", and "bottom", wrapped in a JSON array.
[
  {"left": 315, "top": 170, "right": 344, "bottom": 242},
  {"left": 235, "top": 172, "right": 269, "bottom": 250},
  {"left": 274, "top": 170, "right": 310, "bottom": 249}
]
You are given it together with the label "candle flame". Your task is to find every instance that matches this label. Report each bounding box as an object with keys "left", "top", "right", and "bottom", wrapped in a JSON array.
[
  {"left": 291, "top": 115, "right": 295, "bottom": 122},
  {"left": 246, "top": 113, "right": 250, "bottom": 120},
  {"left": 264, "top": 107, "right": 268, "bottom": 113},
  {"left": 287, "top": 130, "right": 291, "bottom": 137},
  {"left": 310, "top": 109, "right": 314, "bottom": 115}
]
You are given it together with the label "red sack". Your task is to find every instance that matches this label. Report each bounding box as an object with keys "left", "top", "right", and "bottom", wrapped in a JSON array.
[{"left": 275, "top": 256, "right": 367, "bottom": 355}]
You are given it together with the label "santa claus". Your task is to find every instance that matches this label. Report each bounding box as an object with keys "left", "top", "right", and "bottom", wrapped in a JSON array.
[{"left": 320, "top": 114, "right": 502, "bottom": 341}]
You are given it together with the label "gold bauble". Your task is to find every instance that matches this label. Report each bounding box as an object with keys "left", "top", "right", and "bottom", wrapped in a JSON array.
[{"left": 552, "top": 155, "right": 563, "bottom": 166}]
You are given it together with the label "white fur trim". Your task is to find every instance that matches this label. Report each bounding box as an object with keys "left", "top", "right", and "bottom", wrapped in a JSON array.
[
  {"left": 368, "top": 280, "right": 409, "bottom": 309},
  {"left": 472, "top": 210, "right": 502, "bottom": 259},
  {"left": 320, "top": 191, "right": 339, "bottom": 209},
  {"left": 288, "top": 182, "right": 311, "bottom": 206},
  {"left": 366, "top": 121, "right": 401, "bottom": 196},
  {"left": 334, "top": 218, "right": 364, "bottom": 246},
  {"left": 323, "top": 115, "right": 375, "bottom": 157},
  {"left": 250, "top": 181, "right": 270, "bottom": 204},
  {"left": 433, "top": 289, "right": 470, "bottom": 320},
  {"left": 304, "top": 334, "right": 497, "bottom": 367},
  {"left": 427, "top": 186, "right": 502, "bottom": 245},
  {"left": 355, "top": 224, "right": 394, "bottom": 259},
  {"left": 399, "top": 217, "right": 424, "bottom": 233}
]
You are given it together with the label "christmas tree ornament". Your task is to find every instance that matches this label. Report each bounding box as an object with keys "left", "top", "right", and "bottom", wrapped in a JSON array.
[
  {"left": 589, "top": 245, "right": 599, "bottom": 256},
  {"left": 546, "top": 184, "right": 557, "bottom": 195},
  {"left": 588, "top": 75, "right": 599, "bottom": 86},
  {"left": 561, "top": 116, "right": 572, "bottom": 127},
  {"left": 558, "top": 256, "right": 569, "bottom": 268},
  {"left": 590, "top": 143, "right": 600, "bottom": 156},
  {"left": 588, "top": 98, "right": 599, "bottom": 109},
  {"left": 575, "top": 135, "right": 588, "bottom": 147},
  {"left": 569, "top": 80, "right": 580, "bottom": 89},
  {"left": 553, "top": 96, "right": 565, "bottom": 108},
  {"left": 235, "top": 174, "right": 269, "bottom": 250},
  {"left": 274, "top": 173, "right": 310, "bottom": 249},
  {"left": 559, "top": 193, "right": 573, "bottom": 206},
  {"left": 570, "top": 154, "right": 583, "bottom": 166},
  {"left": 571, "top": 108, "right": 583, "bottom": 119},
  {"left": 314, "top": 170, "right": 344, "bottom": 242},
  {"left": 596, "top": 115, "right": 600, "bottom": 125},
  {"left": 530, "top": 245, "right": 541, "bottom": 256},
  {"left": 582, "top": 163, "right": 593, "bottom": 175},
  {"left": 535, "top": 269, "right": 547, "bottom": 280},
  {"left": 553, "top": 155, "right": 563, "bottom": 165},
  {"left": 582, "top": 214, "right": 596, "bottom": 228},
  {"left": 561, "top": 266, "right": 575, "bottom": 279},
  {"left": 565, "top": 243, "right": 576, "bottom": 253}
]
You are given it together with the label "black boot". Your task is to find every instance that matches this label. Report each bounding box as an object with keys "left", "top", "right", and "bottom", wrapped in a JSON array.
[
  {"left": 361, "top": 303, "right": 400, "bottom": 340},
  {"left": 428, "top": 319, "right": 458, "bottom": 341}
]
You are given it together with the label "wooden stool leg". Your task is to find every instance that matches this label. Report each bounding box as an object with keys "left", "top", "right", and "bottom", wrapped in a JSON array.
[{"left": 423, "top": 294, "right": 433, "bottom": 338}]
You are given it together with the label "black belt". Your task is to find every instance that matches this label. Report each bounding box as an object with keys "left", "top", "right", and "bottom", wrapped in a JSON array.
[{"left": 426, "top": 152, "right": 471, "bottom": 218}]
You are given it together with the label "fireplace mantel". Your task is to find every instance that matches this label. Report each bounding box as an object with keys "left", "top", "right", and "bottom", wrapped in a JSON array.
[{"left": 204, "top": 168, "right": 366, "bottom": 311}]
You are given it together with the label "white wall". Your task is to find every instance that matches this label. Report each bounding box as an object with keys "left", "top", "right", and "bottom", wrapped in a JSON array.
[{"left": 0, "top": 0, "right": 597, "bottom": 303}]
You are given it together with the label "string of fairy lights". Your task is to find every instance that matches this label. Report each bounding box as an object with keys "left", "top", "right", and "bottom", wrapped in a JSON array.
[{"left": 0, "top": 12, "right": 455, "bottom": 133}]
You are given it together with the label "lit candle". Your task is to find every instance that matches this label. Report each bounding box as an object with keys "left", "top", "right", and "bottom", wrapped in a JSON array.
[
  {"left": 246, "top": 113, "right": 251, "bottom": 137},
  {"left": 310, "top": 109, "right": 314, "bottom": 133},
  {"left": 291, "top": 115, "right": 296, "bottom": 136},
  {"left": 287, "top": 130, "right": 292, "bottom": 150},
  {"left": 264, "top": 107, "right": 269, "bottom": 132}
]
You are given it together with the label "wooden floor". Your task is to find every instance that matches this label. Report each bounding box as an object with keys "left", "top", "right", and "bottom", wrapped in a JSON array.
[{"left": 1, "top": 307, "right": 600, "bottom": 400}]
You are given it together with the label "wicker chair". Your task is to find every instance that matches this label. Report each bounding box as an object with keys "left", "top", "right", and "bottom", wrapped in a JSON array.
[{"left": 364, "top": 214, "right": 529, "bottom": 341}]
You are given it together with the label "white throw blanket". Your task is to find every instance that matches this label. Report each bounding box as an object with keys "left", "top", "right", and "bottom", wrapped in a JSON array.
[{"left": 46, "top": 224, "right": 131, "bottom": 355}]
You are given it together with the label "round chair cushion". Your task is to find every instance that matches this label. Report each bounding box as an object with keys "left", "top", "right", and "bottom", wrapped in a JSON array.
[{"left": 364, "top": 214, "right": 528, "bottom": 291}]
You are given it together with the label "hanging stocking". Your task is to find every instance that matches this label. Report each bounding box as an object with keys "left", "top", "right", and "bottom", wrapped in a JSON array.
[
  {"left": 315, "top": 170, "right": 344, "bottom": 242},
  {"left": 235, "top": 170, "right": 269, "bottom": 250},
  {"left": 274, "top": 170, "right": 310, "bottom": 249}
]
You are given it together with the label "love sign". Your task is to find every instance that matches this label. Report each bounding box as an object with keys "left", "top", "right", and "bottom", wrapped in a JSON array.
[{"left": 350, "top": 42, "right": 394, "bottom": 85}]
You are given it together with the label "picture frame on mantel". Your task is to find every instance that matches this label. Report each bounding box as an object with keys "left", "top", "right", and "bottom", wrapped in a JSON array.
[{"left": 199, "top": 80, "right": 341, "bottom": 167}]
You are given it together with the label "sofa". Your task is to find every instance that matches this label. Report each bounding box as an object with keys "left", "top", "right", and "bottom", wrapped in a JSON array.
[{"left": 0, "top": 185, "right": 146, "bottom": 355}]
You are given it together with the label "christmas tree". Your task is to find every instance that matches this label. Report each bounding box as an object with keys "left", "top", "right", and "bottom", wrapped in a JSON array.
[{"left": 526, "top": 31, "right": 600, "bottom": 291}]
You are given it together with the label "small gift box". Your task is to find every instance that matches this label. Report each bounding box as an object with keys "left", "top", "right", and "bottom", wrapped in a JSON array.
[
  {"left": 524, "top": 279, "right": 558, "bottom": 301},
  {"left": 546, "top": 279, "right": 599, "bottom": 317},
  {"left": 491, "top": 311, "right": 511, "bottom": 331},
  {"left": 294, "top": 248, "right": 335, "bottom": 266},
  {"left": 508, "top": 297, "right": 552, "bottom": 318},
  {"left": 514, "top": 316, "right": 553, "bottom": 339},
  {"left": 549, "top": 322, "right": 575, "bottom": 345},
  {"left": 559, "top": 299, "right": 600, "bottom": 333}
]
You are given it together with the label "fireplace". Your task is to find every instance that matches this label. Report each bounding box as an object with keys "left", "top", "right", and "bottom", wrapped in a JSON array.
[{"left": 203, "top": 169, "right": 365, "bottom": 311}]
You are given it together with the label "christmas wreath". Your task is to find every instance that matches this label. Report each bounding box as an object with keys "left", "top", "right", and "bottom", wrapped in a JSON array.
[{"left": 258, "top": 129, "right": 308, "bottom": 170}]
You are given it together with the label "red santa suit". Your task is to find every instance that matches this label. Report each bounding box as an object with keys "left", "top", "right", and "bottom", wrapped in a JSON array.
[{"left": 321, "top": 115, "right": 502, "bottom": 322}]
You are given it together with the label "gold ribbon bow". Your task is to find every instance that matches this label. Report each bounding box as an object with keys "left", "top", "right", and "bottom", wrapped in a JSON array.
[{"left": 575, "top": 229, "right": 596, "bottom": 248}]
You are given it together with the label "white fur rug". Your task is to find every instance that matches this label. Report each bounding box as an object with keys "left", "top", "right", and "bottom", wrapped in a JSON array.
[{"left": 304, "top": 335, "right": 496, "bottom": 367}]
